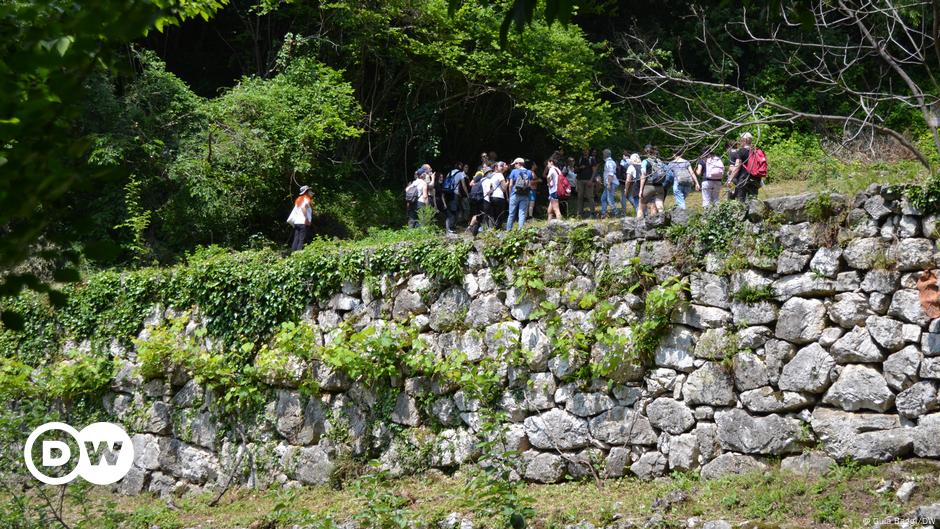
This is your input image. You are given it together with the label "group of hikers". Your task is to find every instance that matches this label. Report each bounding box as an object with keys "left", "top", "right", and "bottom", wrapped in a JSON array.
[
  {"left": 286, "top": 132, "right": 767, "bottom": 250},
  {"left": 402, "top": 132, "right": 767, "bottom": 234}
]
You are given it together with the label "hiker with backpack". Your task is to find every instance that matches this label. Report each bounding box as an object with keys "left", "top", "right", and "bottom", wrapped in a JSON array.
[
  {"left": 287, "top": 185, "right": 314, "bottom": 252},
  {"left": 527, "top": 159, "right": 540, "bottom": 219},
  {"left": 575, "top": 147, "right": 597, "bottom": 218},
  {"left": 600, "top": 148, "right": 619, "bottom": 219},
  {"left": 546, "top": 157, "right": 567, "bottom": 221},
  {"left": 443, "top": 162, "right": 465, "bottom": 234},
  {"left": 506, "top": 157, "right": 533, "bottom": 230},
  {"left": 405, "top": 167, "right": 430, "bottom": 228},
  {"left": 670, "top": 152, "right": 700, "bottom": 210},
  {"left": 696, "top": 150, "right": 725, "bottom": 208},
  {"left": 622, "top": 152, "right": 642, "bottom": 215},
  {"left": 639, "top": 144, "right": 668, "bottom": 218},
  {"left": 727, "top": 132, "right": 766, "bottom": 202}
]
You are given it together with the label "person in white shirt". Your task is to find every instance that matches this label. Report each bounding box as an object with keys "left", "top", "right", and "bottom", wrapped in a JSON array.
[
  {"left": 287, "top": 185, "right": 314, "bottom": 252},
  {"left": 483, "top": 162, "right": 507, "bottom": 228},
  {"left": 600, "top": 149, "right": 618, "bottom": 219},
  {"left": 405, "top": 166, "right": 430, "bottom": 227},
  {"left": 546, "top": 158, "right": 563, "bottom": 221}
]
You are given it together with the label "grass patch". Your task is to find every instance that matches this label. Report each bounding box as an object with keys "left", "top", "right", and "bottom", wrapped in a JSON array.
[{"left": 41, "top": 459, "right": 940, "bottom": 529}]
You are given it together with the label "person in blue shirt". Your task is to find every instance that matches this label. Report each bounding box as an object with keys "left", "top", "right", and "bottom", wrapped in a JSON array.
[{"left": 506, "top": 157, "right": 533, "bottom": 230}]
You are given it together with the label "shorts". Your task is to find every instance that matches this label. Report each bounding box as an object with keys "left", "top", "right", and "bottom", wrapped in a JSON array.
[
  {"left": 549, "top": 192, "right": 558, "bottom": 200},
  {"left": 529, "top": 189, "right": 536, "bottom": 201},
  {"left": 641, "top": 185, "right": 665, "bottom": 204}
]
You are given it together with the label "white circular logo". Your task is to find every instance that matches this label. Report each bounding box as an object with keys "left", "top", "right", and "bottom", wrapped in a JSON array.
[{"left": 24, "top": 422, "right": 134, "bottom": 485}]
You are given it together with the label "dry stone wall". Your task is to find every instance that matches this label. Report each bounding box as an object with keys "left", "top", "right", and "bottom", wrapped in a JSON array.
[{"left": 105, "top": 186, "right": 940, "bottom": 496}]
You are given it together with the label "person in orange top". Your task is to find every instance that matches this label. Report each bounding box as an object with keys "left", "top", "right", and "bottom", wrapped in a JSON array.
[{"left": 287, "top": 185, "right": 314, "bottom": 252}]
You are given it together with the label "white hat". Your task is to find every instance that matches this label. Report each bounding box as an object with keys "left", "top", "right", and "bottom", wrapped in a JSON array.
[
  {"left": 511, "top": 157, "right": 525, "bottom": 165},
  {"left": 299, "top": 185, "right": 311, "bottom": 195}
]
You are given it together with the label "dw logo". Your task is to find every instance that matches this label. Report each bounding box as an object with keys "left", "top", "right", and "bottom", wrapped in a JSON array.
[{"left": 23, "top": 422, "right": 134, "bottom": 485}]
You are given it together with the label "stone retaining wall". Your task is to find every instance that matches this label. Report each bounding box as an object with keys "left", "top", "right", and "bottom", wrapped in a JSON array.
[{"left": 104, "top": 186, "right": 940, "bottom": 496}]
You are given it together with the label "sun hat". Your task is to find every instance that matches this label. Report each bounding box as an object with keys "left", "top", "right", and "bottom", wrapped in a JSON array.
[
  {"left": 511, "top": 157, "right": 525, "bottom": 165},
  {"left": 299, "top": 185, "right": 311, "bottom": 195}
]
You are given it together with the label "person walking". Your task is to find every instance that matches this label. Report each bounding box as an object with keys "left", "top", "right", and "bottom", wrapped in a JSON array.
[
  {"left": 546, "top": 158, "right": 564, "bottom": 221},
  {"left": 575, "top": 147, "right": 596, "bottom": 218},
  {"left": 287, "top": 185, "right": 314, "bottom": 252},
  {"left": 442, "top": 162, "right": 464, "bottom": 233},
  {"left": 506, "top": 157, "right": 532, "bottom": 230},
  {"left": 623, "top": 153, "right": 642, "bottom": 215},
  {"left": 670, "top": 152, "right": 700, "bottom": 210},
  {"left": 527, "top": 159, "right": 539, "bottom": 219},
  {"left": 728, "top": 132, "right": 760, "bottom": 202},
  {"left": 482, "top": 162, "right": 507, "bottom": 229},
  {"left": 639, "top": 145, "right": 666, "bottom": 217},
  {"left": 405, "top": 168, "right": 430, "bottom": 228},
  {"left": 600, "top": 149, "right": 618, "bottom": 219},
  {"left": 696, "top": 150, "right": 725, "bottom": 208}
]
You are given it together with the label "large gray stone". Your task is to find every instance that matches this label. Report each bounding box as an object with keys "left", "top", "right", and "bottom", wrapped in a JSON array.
[
  {"left": 730, "top": 301, "right": 778, "bottom": 326},
  {"left": 829, "top": 326, "right": 884, "bottom": 364},
  {"left": 763, "top": 339, "right": 796, "bottom": 385},
  {"left": 465, "top": 294, "right": 509, "bottom": 328},
  {"left": 896, "top": 381, "right": 939, "bottom": 418},
  {"left": 895, "top": 238, "right": 936, "bottom": 271},
  {"left": 865, "top": 315, "right": 905, "bottom": 351},
  {"left": 668, "top": 433, "right": 700, "bottom": 471},
  {"left": 630, "top": 451, "right": 667, "bottom": 479},
  {"left": 778, "top": 222, "right": 816, "bottom": 253},
  {"left": 860, "top": 269, "right": 900, "bottom": 293},
  {"left": 822, "top": 364, "right": 895, "bottom": 412},
  {"left": 566, "top": 392, "right": 615, "bottom": 417},
  {"left": 693, "top": 327, "right": 735, "bottom": 360},
  {"left": 524, "top": 409, "right": 590, "bottom": 450},
  {"left": 275, "top": 390, "right": 326, "bottom": 445},
  {"left": 810, "top": 407, "right": 913, "bottom": 462},
  {"left": 671, "top": 304, "right": 732, "bottom": 330},
  {"left": 588, "top": 406, "right": 657, "bottom": 445},
  {"left": 843, "top": 237, "right": 889, "bottom": 269},
  {"left": 777, "top": 250, "right": 810, "bottom": 275},
  {"left": 775, "top": 298, "right": 826, "bottom": 344},
  {"left": 884, "top": 346, "right": 923, "bottom": 391},
  {"left": 524, "top": 372, "right": 556, "bottom": 410},
  {"left": 521, "top": 323, "right": 551, "bottom": 370},
  {"left": 921, "top": 357, "right": 940, "bottom": 379},
  {"left": 654, "top": 325, "right": 696, "bottom": 372},
  {"left": 683, "top": 362, "right": 736, "bottom": 406},
  {"left": 646, "top": 397, "right": 695, "bottom": 434},
  {"left": 699, "top": 453, "right": 767, "bottom": 480},
  {"left": 777, "top": 343, "right": 835, "bottom": 393},
  {"left": 715, "top": 409, "right": 805, "bottom": 455},
  {"left": 732, "top": 351, "right": 769, "bottom": 391},
  {"left": 393, "top": 289, "right": 428, "bottom": 321},
  {"left": 690, "top": 272, "right": 730, "bottom": 309},
  {"left": 888, "top": 289, "right": 930, "bottom": 326},
  {"left": 429, "top": 287, "right": 472, "bottom": 331},
  {"left": 772, "top": 273, "right": 836, "bottom": 299},
  {"left": 521, "top": 450, "right": 566, "bottom": 483},
  {"left": 157, "top": 438, "right": 219, "bottom": 484},
  {"left": 828, "top": 293, "right": 872, "bottom": 328},
  {"left": 391, "top": 393, "right": 420, "bottom": 426},
  {"left": 914, "top": 415, "right": 940, "bottom": 457},
  {"left": 780, "top": 452, "right": 836, "bottom": 476},
  {"left": 809, "top": 247, "right": 842, "bottom": 278},
  {"left": 291, "top": 445, "right": 334, "bottom": 485},
  {"left": 737, "top": 326, "right": 772, "bottom": 349},
  {"left": 739, "top": 386, "right": 814, "bottom": 413}
]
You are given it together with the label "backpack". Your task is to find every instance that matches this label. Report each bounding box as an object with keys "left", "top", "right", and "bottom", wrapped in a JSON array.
[
  {"left": 705, "top": 156, "right": 725, "bottom": 180},
  {"left": 405, "top": 182, "right": 420, "bottom": 203},
  {"left": 674, "top": 161, "right": 692, "bottom": 185},
  {"left": 743, "top": 147, "right": 767, "bottom": 179},
  {"left": 555, "top": 167, "right": 572, "bottom": 199},
  {"left": 645, "top": 158, "right": 671, "bottom": 186},
  {"left": 513, "top": 169, "right": 531, "bottom": 194},
  {"left": 469, "top": 172, "right": 489, "bottom": 200},
  {"left": 443, "top": 169, "right": 460, "bottom": 193}
]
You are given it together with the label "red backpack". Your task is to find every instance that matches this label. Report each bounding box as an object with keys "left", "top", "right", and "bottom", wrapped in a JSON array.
[
  {"left": 555, "top": 168, "right": 572, "bottom": 199},
  {"left": 744, "top": 147, "right": 767, "bottom": 179}
]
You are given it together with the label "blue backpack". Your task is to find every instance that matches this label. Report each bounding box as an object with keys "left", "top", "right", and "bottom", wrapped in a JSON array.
[{"left": 443, "top": 170, "right": 461, "bottom": 193}]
